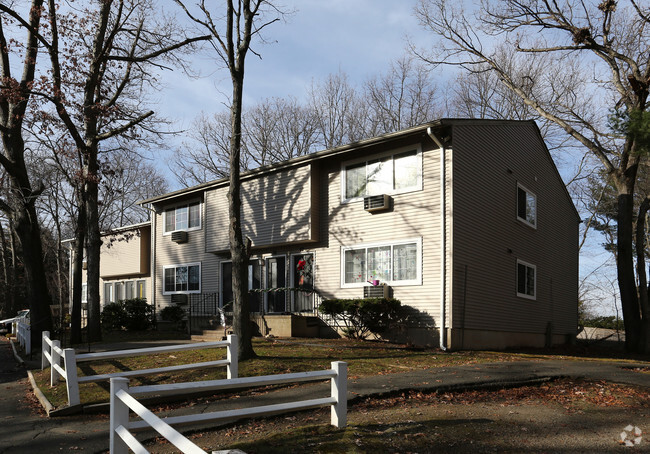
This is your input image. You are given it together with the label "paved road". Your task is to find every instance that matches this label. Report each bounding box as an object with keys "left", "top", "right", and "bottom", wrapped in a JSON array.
[{"left": 1, "top": 337, "right": 648, "bottom": 453}]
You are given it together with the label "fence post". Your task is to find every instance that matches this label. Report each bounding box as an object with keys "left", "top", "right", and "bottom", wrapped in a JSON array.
[
  {"left": 41, "top": 331, "right": 49, "bottom": 370},
  {"left": 330, "top": 361, "right": 347, "bottom": 428},
  {"left": 63, "top": 348, "right": 80, "bottom": 407},
  {"left": 50, "top": 340, "right": 61, "bottom": 386},
  {"left": 110, "top": 378, "right": 130, "bottom": 454},
  {"left": 226, "top": 334, "right": 238, "bottom": 379}
]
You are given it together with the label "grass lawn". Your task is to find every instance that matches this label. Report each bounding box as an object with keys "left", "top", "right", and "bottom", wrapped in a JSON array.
[
  {"left": 33, "top": 334, "right": 526, "bottom": 408},
  {"left": 31, "top": 331, "right": 650, "bottom": 409}
]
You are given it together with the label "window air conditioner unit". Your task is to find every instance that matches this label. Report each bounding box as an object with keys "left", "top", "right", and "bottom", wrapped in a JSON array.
[
  {"left": 171, "top": 294, "right": 188, "bottom": 305},
  {"left": 171, "top": 231, "right": 188, "bottom": 243},
  {"left": 364, "top": 194, "right": 391, "bottom": 213},
  {"left": 364, "top": 284, "right": 390, "bottom": 298}
]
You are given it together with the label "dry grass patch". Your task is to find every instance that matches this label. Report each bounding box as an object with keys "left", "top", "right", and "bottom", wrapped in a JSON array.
[{"left": 32, "top": 337, "right": 520, "bottom": 408}]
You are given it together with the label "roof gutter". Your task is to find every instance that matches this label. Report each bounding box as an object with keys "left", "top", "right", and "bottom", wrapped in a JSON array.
[{"left": 427, "top": 127, "right": 448, "bottom": 351}]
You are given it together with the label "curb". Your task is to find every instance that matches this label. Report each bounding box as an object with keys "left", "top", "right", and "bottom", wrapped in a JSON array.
[{"left": 27, "top": 369, "right": 54, "bottom": 416}]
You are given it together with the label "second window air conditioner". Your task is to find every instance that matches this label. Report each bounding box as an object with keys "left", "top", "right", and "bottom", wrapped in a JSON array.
[
  {"left": 363, "top": 194, "right": 391, "bottom": 212},
  {"left": 363, "top": 284, "right": 390, "bottom": 299}
]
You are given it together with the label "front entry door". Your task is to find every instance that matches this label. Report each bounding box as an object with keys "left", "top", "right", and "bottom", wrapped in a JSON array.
[{"left": 266, "top": 256, "right": 286, "bottom": 313}]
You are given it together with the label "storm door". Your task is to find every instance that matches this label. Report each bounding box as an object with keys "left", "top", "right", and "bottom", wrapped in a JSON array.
[
  {"left": 291, "top": 253, "right": 314, "bottom": 312},
  {"left": 265, "top": 256, "right": 286, "bottom": 313}
]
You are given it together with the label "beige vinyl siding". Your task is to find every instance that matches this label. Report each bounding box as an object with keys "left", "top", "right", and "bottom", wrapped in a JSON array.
[
  {"left": 450, "top": 122, "right": 578, "bottom": 338},
  {"left": 205, "top": 164, "right": 316, "bottom": 253},
  {"left": 100, "top": 226, "right": 150, "bottom": 279},
  {"left": 312, "top": 139, "right": 442, "bottom": 328},
  {"left": 154, "top": 200, "right": 221, "bottom": 309}
]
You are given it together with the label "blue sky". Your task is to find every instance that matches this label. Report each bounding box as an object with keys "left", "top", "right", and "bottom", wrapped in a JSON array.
[{"left": 156, "top": 0, "right": 431, "bottom": 134}]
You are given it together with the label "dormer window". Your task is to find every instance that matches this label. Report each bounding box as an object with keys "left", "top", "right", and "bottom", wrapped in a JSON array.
[{"left": 164, "top": 202, "right": 201, "bottom": 234}]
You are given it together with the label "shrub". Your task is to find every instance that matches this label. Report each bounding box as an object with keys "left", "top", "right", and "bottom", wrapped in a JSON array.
[
  {"left": 122, "top": 298, "right": 154, "bottom": 330},
  {"left": 101, "top": 298, "right": 154, "bottom": 331},
  {"left": 101, "top": 302, "right": 126, "bottom": 331},
  {"left": 319, "top": 297, "right": 404, "bottom": 340},
  {"left": 160, "top": 305, "right": 186, "bottom": 323}
]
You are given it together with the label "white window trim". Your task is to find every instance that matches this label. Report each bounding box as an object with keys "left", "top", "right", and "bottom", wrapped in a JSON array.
[
  {"left": 104, "top": 282, "right": 114, "bottom": 304},
  {"left": 163, "top": 262, "right": 202, "bottom": 295},
  {"left": 516, "top": 183, "right": 537, "bottom": 229},
  {"left": 81, "top": 283, "right": 88, "bottom": 303},
  {"left": 340, "top": 145, "right": 423, "bottom": 203},
  {"left": 136, "top": 280, "right": 146, "bottom": 299},
  {"left": 516, "top": 259, "right": 537, "bottom": 300},
  {"left": 162, "top": 201, "right": 203, "bottom": 235},
  {"left": 340, "top": 237, "right": 422, "bottom": 288}
]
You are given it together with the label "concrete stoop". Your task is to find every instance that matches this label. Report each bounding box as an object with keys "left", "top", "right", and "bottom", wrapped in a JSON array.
[{"left": 191, "top": 329, "right": 229, "bottom": 342}]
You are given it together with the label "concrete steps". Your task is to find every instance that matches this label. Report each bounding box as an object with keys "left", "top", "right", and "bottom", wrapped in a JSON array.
[{"left": 191, "top": 328, "right": 230, "bottom": 342}]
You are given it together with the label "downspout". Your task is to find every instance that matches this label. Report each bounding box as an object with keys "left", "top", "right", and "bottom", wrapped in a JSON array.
[
  {"left": 427, "top": 127, "right": 447, "bottom": 351},
  {"left": 150, "top": 205, "right": 156, "bottom": 316}
]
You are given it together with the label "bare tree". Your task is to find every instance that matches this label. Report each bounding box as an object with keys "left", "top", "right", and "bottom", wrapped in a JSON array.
[
  {"left": 175, "top": 0, "right": 284, "bottom": 360},
  {"left": 0, "top": 1, "right": 54, "bottom": 346},
  {"left": 171, "top": 112, "right": 234, "bottom": 187},
  {"left": 308, "top": 71, "right": 369, "bottom": 148},
  {"left": 245, "top": 96, "right": 319, "bottom": 165},
  {"left": 364, "top": 56, "right": 442, "bottom": 135},
  {"left": 31, "top": 0, "right": 209, "bottom": 342},
  {"left": 414, "top": 0, "right": 650, "bottom": 352}
]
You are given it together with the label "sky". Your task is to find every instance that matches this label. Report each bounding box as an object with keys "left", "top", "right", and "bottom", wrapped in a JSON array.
[{"left": 155, "top": 0, "right": 433, "bottom": 139}]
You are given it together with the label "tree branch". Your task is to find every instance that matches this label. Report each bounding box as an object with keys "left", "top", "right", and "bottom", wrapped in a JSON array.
[{"left": 94, "top": 111, "right": 155, "bottom": 141}]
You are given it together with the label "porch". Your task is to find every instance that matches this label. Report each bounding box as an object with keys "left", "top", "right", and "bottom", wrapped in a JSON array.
[{"left": 186, "top": 291, "right": 338, "bottom": 340}]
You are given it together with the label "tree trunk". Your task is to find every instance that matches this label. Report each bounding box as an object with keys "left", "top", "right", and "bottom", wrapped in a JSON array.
[
  {"left": 229, "top": 74, "right": 256, "bottom": 360},
  {"left": 70, "top": 236, "right": 85, "bottom": 344},
  {"left": 84, "top": 152, "right": 102, "bottom": 343},
  {"left": 3, "top": 133, "right": 53, "bottom": 350},
  {"left": 617, "top": 191, "right": 642, "bottom": 352},
  {"left": 0, "top": 221, "right": 9, "bottom": 317}
]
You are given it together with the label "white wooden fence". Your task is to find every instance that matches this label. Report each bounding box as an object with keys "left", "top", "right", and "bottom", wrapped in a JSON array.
[
  {"left": 16, "top": 319, "right": 31, "bottom": 354},
  {"left": 41, "top": 331, "right": 238, "bottom": 407},
  {"left": 110, "top": 361, "right": 347, "bottom": 454}
]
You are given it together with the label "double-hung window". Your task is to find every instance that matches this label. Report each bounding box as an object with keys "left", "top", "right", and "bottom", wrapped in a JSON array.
[
  {"left": 516, "top": 259, "right": 536, "bottom": 299},
  {"left": 342, "top": 238, "right": 421, "bottom": 287},
  {"left": 163, "top": 263, "right": 201, "bottom": 294},
  {"left": 342, "top": 147, "right": 422, "bottom": 201},
  {"left": 164, "top": 202, "right": 201, "bottom": 233},
  {"left": 517, "top": 183, "right": 537, "bottom": 228}
]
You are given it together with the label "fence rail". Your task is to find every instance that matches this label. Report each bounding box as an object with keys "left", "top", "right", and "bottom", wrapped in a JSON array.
[
  {"left": 110, "top": 361, "right": 347, "bottom": 454},
  {"left": 41, "top": 331, "right": 238, "bottom": 407}
]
